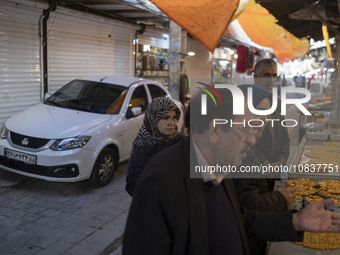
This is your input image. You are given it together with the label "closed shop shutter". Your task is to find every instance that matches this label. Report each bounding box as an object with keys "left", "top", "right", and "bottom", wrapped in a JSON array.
[
  {"left": 186, "top": 38, "right": 213, "bottom": 94},
  {"left": 0, "top": 0, "right": 44, "bottom": 125},
  {"left": 112, "top": 23, "right": 136, "bottom": 75},
  {"left": 47, "top": 7, "right": 137, "bottom": 93}
]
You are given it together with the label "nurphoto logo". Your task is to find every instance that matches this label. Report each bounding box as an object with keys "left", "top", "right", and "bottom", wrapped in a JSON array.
[
  {"left": 197, "top": 82, "right": 222, "bottom": 115},
  {"left": 200, "top": 84, "right": 312, "bottom": 116}
]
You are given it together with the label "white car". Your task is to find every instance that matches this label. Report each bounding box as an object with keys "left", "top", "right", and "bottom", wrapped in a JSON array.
[{"left": 0, "top": 75, "right": 184, "bottom": 186}]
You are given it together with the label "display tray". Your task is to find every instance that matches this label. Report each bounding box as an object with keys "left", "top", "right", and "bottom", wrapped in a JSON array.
[
  {"left": 268, "top": 241, "right": 340, "bottom": 255},
  {"left": 306, "top": 131, "right": 329, "bottom": 140},
  {"left": 269, "top": 134, "right": 340, "bottom": 255},
  {"left": 284, "top": 178, "right": 340, "bottom": 206},
  {"left": 330, "top": 131, "right": 340, "bottom": 141},
  {"left": 269, "top": 177, "right": 340, "bottom": 254},
  {"left": 289, "top": 135, "right": 340, "bottom": 179}
]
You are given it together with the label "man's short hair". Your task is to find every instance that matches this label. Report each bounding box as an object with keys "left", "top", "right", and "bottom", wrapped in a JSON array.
[
  {"left": 254, "top": 58, "right": 277, "bottom": 75},
  {"left": 189, "top": 89, "right": 234, "bottom": 134}
]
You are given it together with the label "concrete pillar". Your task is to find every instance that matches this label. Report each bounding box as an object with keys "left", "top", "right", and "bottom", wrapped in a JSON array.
[
  {"left": 168, "top": 21, "right": 187, "bottom": 100},
  {"left": 332, "top": 35, "right": 340, "bottom": 121}
]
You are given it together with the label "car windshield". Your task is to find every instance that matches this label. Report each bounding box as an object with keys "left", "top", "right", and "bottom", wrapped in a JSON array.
[{"left": 45, "top": 80, "right": 128, "bottom": 114}]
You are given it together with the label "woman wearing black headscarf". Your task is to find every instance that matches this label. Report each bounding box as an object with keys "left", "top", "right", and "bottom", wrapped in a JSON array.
[{"left": 125, "top": 97, "right": 182, "bottom": 196}]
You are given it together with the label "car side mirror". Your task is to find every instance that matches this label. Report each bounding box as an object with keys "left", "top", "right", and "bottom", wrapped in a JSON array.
[
  {"left": 44, "top": 93, "right": 51, "bottom": 101},
  {"left": 126, "top": 106, "right": 142, "bottom": 119}
]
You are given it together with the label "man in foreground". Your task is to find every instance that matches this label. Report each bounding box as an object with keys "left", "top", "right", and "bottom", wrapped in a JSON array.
[{"left": 123, "top": 88, "right": 340, "bottom": 255}]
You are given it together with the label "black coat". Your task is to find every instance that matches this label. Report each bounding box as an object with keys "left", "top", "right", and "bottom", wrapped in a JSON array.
[
  {"left": 234, "top": 150, "right": 288, "bottom": 213},
  {"left": 233, "top": 150, "right": 289, "bottom": 255},
  {"left": 123, "top": 137, "right": 303, "bottom": 255}
]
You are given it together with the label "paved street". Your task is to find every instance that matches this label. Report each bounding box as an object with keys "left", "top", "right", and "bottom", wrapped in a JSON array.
[{"left": 0, "top": 161, "right": 131, "bottom": 255}]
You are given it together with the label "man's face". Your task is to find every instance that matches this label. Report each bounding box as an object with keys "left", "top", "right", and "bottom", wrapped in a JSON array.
[
  {"left": 254, "top": 65, "right": 277, "bottom": 92},
  {"left": 216, "top": 107, "right": 256, "bottom": 167}
]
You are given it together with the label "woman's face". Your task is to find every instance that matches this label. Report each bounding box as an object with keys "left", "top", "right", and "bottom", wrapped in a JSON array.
[
  {"left": 254, "top": 98, "right": 271, "bottom": 139},
  {"left": 157, "top": 110, "right": 178, "bottom": 136}
]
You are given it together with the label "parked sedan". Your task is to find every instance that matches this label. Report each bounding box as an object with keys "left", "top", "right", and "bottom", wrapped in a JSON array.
[{"left": 0, "top": 75, "right": 184, "bottom": 186}]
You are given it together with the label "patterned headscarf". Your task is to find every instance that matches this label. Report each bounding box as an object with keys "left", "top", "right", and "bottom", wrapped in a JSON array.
[{"left": 133, "top": 97, "right": 182, "bottom": 150}]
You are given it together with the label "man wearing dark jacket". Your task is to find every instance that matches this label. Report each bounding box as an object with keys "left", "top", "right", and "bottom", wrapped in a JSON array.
[
  {"left": 123, "top": 88, "right": 340, "bottom": 255},
  {"left": 253, "top": 58, "right": 290, "bottom": 190}
]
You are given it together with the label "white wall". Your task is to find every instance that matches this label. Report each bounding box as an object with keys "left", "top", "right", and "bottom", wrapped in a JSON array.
[{"left": 186, "top": 38, "right": 213, "bottom": 96}]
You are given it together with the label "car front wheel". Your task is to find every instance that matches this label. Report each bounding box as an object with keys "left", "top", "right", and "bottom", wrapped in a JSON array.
[{"left": 90, "top": 148, "right": 117, "bottom": 187}]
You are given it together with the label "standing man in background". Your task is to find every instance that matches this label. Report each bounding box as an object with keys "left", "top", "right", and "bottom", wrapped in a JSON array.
[{"left": 253, "top": 58, "right": 290, "bottom": 190}]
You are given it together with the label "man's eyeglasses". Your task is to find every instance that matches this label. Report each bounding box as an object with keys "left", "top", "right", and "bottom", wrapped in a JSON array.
[
  {"left": 262, "top": 73, "right": 277, "bottom": 79},
  {"left": 160, "top": 115, "right": 178, "bottom": 123},
  {"left": 232, "top": 126, "right": 257, "bottom": 140}
]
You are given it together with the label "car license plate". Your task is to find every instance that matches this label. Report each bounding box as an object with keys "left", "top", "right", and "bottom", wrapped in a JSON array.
[{"left": 4, "top": 148, "right": 37, "bottom": 165}]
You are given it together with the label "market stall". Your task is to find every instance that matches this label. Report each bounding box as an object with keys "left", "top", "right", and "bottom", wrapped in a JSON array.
[
  {"left": 268, "top": 176, "right": 340, "bottom": 253},
  {"left": 268, "top": 103, "right": 340, "bottom": 253},
  {"left": 268, "top": 172, "right": 340, "bottom": 253}
]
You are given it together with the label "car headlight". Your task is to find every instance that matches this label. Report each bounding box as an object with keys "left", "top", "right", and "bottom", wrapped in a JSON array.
[
  {"left": 0, "top": 124, "right": 8, "bottom": 139},
  {"left": 50, "top": 136, "right": 91, "bottom": 151}
]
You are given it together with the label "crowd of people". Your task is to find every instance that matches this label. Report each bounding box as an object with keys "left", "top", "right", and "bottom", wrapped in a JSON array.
[{"left": 122, "top": 58, "right": 340, "bottom": 255}]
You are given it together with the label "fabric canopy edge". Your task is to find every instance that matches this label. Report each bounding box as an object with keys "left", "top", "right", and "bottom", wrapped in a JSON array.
[{"left": 150, "top": 0, "right": 240, "bottom": 52}]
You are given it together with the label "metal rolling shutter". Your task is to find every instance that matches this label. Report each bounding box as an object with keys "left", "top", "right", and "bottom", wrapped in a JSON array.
[
  {"left": 112, "top": 25, "right": 136, "bottom": 76},
  {"left": 47, "top": 7, "right": 137, "bottom": 93},
  {"left": 0, "top": 0, "right": 44, "bottom": 125}
]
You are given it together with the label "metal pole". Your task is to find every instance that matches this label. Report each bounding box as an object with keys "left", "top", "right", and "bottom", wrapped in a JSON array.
[{"left": 134, "top": 32, "right": 138, "bottom": 77}]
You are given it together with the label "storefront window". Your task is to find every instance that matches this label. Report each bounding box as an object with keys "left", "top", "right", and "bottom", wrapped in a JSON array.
[{"left": 135, "top": 44, "right": 169, "bottom": 86}]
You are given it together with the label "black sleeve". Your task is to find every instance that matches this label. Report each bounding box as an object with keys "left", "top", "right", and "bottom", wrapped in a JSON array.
[
  {"left": 243, "top": 210, "right": 304, "bottom": 242},
  {"left": 234, "top": 178, "right": 288, "bottom": 213}
]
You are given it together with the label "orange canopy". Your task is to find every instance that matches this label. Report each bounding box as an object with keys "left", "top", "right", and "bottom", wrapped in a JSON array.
[
  {"left": 150, "top": 0, "right": 239, "bottom": 52},
  {"left": 236, "top": 0, "right": 310, "bottom": 63}
]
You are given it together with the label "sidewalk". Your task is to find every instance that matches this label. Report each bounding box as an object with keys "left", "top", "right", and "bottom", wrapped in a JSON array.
[
  {"left": 0, "top": 163, "right": 131, "bottom": 255},
  {"left": 105, "top": 241, "right": 122, "bottom": 255},
  {"left": 0, "top": 169, "right": 25, "bottom": 194}
]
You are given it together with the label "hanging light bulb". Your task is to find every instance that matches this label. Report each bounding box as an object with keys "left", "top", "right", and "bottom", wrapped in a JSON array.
[{"left": 188, "top": 51, "right": 195, "bottom": 56}]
